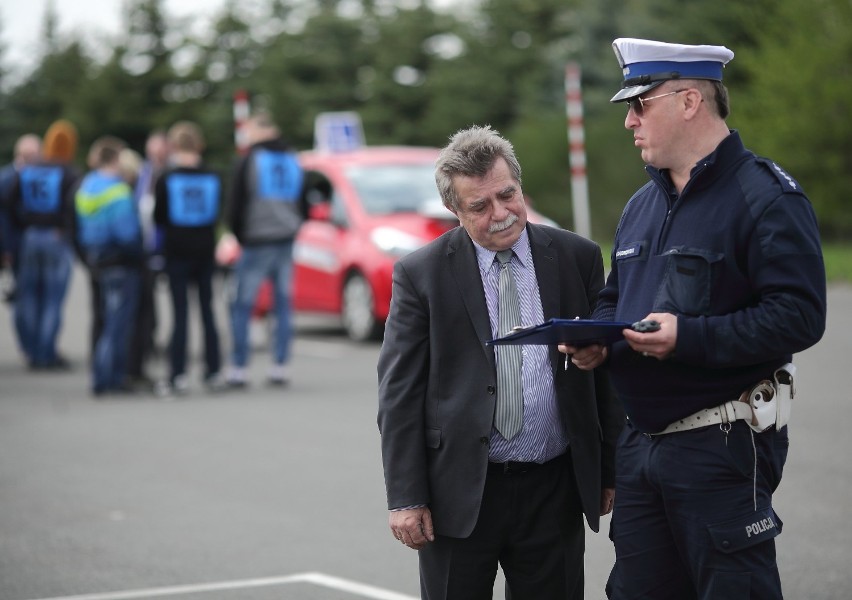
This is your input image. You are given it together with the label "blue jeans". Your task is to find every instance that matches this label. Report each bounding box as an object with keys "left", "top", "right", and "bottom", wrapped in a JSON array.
[
  {"left": 92, "top": 266, "right": 140, "bottom": 392},
  {"left": 229, "top": 241, "right": 294, "bottom": 367},
  {"left": 165, "top": 257, "right": 221, "bottom": 381},
  {"left": 15, "top": 227, "right": 73, "bottom": 366}
]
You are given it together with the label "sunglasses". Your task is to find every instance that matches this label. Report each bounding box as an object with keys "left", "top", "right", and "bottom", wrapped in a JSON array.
[{"left": 627, "top": 89, "right": 687, "bottom": 117}]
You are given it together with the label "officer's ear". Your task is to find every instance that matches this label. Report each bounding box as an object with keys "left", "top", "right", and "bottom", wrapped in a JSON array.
[{"left": 682, "top": 88, "right": 705, "bottom": 117}]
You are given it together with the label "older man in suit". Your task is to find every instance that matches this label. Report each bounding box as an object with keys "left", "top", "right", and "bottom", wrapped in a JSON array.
[{"left": 377, "top": 125, "right": 624, "bottom": 599}]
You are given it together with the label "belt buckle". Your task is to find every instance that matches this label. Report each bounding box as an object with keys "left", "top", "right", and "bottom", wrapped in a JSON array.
[{"left": 502, "top": 461, "right": 530, "bottom": 475}]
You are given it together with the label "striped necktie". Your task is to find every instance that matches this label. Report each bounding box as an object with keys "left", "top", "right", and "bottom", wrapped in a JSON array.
[{"left": 495, "top": 250, "right": 524, "bottom": 440}]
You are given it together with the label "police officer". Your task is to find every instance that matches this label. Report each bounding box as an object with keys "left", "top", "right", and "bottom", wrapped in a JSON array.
[{"left": 561, "top": 39, "right": 827, "bottom": 598}]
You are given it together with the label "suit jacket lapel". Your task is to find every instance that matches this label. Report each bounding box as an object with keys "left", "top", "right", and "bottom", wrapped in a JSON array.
[
  {"left": 529, "top": 224, "right": 562, "bottom": 374},
  {"left": 529, "top": 224, "right": 559, "bottom": 320},
  {"left": 447, "top": 228, "right": 494, "bottom": 363}
]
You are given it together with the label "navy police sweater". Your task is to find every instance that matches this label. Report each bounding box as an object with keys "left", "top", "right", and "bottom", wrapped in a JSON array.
[{"left": 594, "top": 131, "right": 826, "bottom": 432}]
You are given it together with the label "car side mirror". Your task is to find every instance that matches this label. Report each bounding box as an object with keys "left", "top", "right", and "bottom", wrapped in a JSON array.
[{"left": 309, "top": 202, "right": 331, "bottom": 221}]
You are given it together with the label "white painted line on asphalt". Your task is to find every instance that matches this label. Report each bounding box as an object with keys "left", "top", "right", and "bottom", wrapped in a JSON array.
[
  {"left": 301, "top": 573, "right": 418, "bottom": 600},
  {"left": 25, "top": 571, "right": 418, "bottom": 600}
]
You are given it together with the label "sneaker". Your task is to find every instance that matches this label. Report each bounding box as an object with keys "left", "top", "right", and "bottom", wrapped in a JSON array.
[
  {"left": 267, "top": 364, "right": 290, "bottom": 387},
  {"left": 172, "top": 374, "right": 190, "bottom": 395},
  {"left": 31, "top": 355, "right": 72, "bottom": 371},
  {"left": 127, "top": 374, "right": 155, "bottom": 393},
  {"left": 153, "top": 379, "right": 172, "bottom": 398},
  {"left": 154, "top": 374, "right": 189, "bottom": 399},
  {"left": 113, "top": 382, "right": 138, "bottom": 395},
  {"left": 92, "top": 386, "right": 135, "bottom": 399},
  {"left": 49, "top": 355, "right": 72, "bottom": 370},
  {"left": 204, "top": 372, "right": 227, "bottom": 393},
  {"left": 225, "top": 366, "right": 248, "bottom": 389}
]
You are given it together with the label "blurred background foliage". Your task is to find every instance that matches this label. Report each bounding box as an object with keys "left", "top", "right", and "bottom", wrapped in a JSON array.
[{"left": 0, "top": 0, "right": 849, "bottom": 243}]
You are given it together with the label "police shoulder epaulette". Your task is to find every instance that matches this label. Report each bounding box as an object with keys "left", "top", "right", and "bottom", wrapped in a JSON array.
[{"left": 754, "top": 156, "right": 803, "bottom": 194}]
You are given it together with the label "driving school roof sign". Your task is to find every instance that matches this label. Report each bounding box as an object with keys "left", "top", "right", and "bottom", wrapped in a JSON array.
[{"left": 314, "top": 112, "right": 365, "bottom": 152}]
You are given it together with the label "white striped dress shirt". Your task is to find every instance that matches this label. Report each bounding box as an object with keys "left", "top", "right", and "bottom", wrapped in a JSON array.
[{"left": 474, "top": 229, "right": 569, "bottom": 463}]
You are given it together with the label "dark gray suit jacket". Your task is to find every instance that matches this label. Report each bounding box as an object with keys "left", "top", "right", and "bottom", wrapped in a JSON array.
[{"left": 377, "top": 223, "right": 624, "bottom": 537}]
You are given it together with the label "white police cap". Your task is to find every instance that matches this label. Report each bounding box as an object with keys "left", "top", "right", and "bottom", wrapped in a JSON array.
[{"left": 610, "top": 38, "right": 734, "bottom": 103}]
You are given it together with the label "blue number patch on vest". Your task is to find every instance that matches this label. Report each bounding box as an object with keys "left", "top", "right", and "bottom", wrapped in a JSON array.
[
  {"left": 20, "top": 166, "right": 63, "bottom": 213},
  {"left": 255, "top": 150, "right": 303, "bottom": 202},
  {"left": 167, "top": 173, "right": 220, "bottom": 227}
]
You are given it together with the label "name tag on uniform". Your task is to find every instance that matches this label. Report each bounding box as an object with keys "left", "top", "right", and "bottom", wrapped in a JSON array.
[{"left": 615, "top": 242, "right": 642, "bottom": 261}]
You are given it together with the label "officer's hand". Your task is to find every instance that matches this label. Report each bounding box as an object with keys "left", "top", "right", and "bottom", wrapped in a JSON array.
[
  {"left": 622, "top": 312, "right": 677, "bottom": 360},
  {"left": 600, "top": 487, "right": 615, "bottom": 516}
]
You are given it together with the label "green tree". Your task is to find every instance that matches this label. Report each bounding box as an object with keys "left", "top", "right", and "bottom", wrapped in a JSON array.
[
  {"left": 2, "top": 0, "right": 93, "bottom": 158},
  {"left": 248, "top": 4, "right": 373, "bottom": 147},
  {"left": 0, "top": 11, "right": 15, "bottom": 161},
  {"left": 5, "top": 41, "right": 93, "bottom": 152},
  {"left": 1, "top": 0, "right": 847, "bottom": 240},
  {"left": 731, "top": 0, "right": 852, "bottom": 240},
  {"left": 174, "top": 1, "right": 263, "bottom": 171},
  {"left": 360, "top": 4, "right": 458, "bottom": 146}
]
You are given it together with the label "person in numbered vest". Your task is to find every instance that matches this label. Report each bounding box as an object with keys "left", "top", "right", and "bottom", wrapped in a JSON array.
[
  {"left": 8, "top": 120, "right": 80, "bottom": 370},
  {"left": 1, "top": 134, "right": 42, "bottom": 301},
  {"left": 225, "top": 113, "right": 308, "bottom": 388},
  {"left": 73, "top": 136, "right": 144, "bottom": 397},
  {"left": 0, "top": 133, "right": 42, "bottom": 345},
  {"left": 153, "top": 121, "right": 224, "bottom": 396}
]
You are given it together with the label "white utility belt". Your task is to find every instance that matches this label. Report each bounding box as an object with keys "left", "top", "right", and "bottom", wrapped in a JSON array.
[{"left": 652, "top": 363, "right": 796, "bottom": 436}]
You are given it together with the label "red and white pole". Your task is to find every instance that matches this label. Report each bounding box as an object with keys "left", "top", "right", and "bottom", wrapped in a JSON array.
[
  {"left": 233, "top": 89, "right": 251, "bottom": 155},
  {"left": 565, "top": 62, "right": 591, "bottom": 239}
]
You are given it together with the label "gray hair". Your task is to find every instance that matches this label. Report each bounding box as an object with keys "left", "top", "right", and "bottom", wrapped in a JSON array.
[{"left": 435, "top": 125, "right": 522, "bottom": 212}]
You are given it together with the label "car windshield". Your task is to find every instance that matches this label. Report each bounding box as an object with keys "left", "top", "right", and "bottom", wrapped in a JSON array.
[{"left": 345, "top": 163, "right": 441, "bottom": 215}]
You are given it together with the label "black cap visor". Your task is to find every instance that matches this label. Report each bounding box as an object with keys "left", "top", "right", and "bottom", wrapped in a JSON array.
[
  {"left": 610, "top": 80, "right": 665, "bottom": 103},
  {"left": 610, "top": 81, "right": 665, "bottom": 102}
]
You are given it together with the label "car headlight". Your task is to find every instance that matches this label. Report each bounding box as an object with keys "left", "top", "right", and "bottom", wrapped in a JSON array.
[{"left": 371, "top": 227, "right": 426, "bottom": 257}]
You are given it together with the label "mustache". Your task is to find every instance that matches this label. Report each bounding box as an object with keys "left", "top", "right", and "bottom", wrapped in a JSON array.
[{"left": 488, "top": 213, "right": 518, "bottom": 233}]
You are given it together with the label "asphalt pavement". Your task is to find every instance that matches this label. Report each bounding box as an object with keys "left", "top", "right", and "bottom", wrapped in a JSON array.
[{"left": 1, "top": 267, "right": 850, "bottom": 600}]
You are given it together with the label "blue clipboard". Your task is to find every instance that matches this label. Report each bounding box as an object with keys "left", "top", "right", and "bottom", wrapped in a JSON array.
[{"left": 487, "top": 319, "right": 633, "bottom": 346}]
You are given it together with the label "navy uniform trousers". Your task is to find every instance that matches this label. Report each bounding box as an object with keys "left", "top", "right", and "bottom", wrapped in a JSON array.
[{"left": 606, "top": 420, "right": 788, "bottom": 600}]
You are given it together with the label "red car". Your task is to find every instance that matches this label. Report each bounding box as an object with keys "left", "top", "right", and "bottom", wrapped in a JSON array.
[
  {"left": 217, "top": 146, "right": 558, "bottom": 342},
  {"left": 293, "top": 146, "right": 455, "bottom": 341}
]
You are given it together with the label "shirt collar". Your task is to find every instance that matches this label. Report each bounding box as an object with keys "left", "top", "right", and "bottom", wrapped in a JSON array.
[{"left": 472, "top": 227, "right": 531, "bottom": 275}]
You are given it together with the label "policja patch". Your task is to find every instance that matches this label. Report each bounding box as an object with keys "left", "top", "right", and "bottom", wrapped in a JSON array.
[{"left": 707, "top": 507, "right": 783, "bottom": 553}]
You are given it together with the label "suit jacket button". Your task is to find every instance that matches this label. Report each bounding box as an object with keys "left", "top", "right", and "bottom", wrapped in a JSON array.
[
  {"left": 479, "top": 437, "right": 489, "bottom": 444},
  {"left": 487, "top": 385, "right": 495, "bottom": 394}
]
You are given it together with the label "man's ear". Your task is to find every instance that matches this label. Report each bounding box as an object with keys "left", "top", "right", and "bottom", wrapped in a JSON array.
[{"left": 683, "top": 88, "right": 704, "bottom": 117}]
